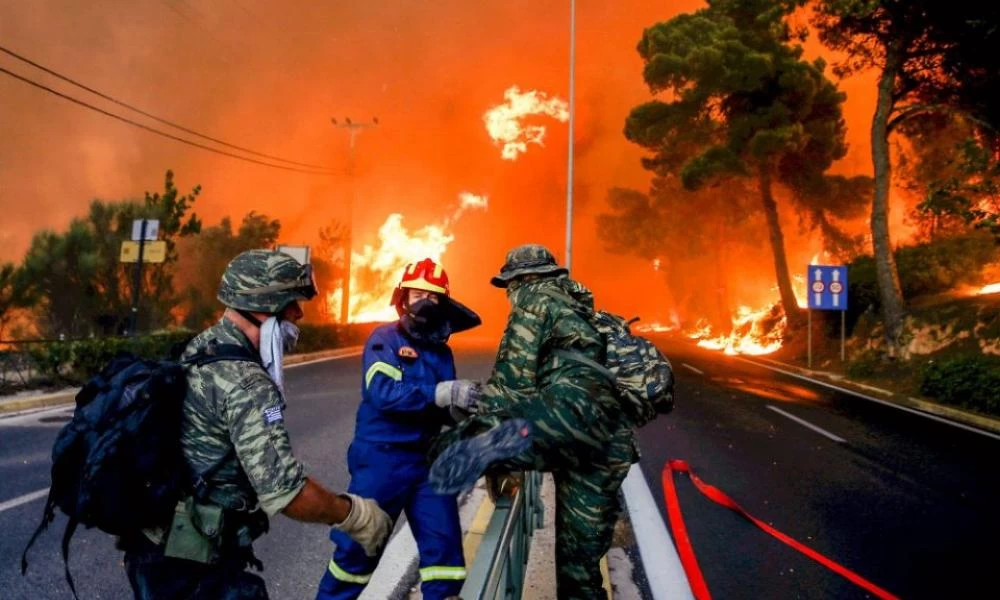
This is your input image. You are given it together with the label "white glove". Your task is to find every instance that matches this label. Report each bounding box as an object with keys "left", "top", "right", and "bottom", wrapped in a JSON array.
[
  {"left": 332, "top": 493, "right": 393, "bottom": 557},
  {"left": 435, "top": 380, "right": 482, "bottom": 411}
]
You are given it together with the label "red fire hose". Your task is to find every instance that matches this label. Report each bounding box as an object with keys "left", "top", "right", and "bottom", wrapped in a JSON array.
[{"left": 661, "top": 459, "right": 900, "bottom": 600}]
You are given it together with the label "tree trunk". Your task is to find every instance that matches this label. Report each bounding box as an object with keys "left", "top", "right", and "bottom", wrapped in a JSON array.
[
  {"left": 759, "top": 167, "right": 802, "bottom": 323},
  {"left": 712, "top": 215, "right": 730, "bottom": 330},
  {"left": 871, "top": 41, "right": 908, "bottom": 356}
]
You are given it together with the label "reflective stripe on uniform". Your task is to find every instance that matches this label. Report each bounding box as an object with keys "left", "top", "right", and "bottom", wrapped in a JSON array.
[
  {"left": 365, "top": 361, "right": 403, "bottom": 388},
  {"left": 419, "top": 566, "right": 467, "bottom": 581},
  {"left": 327, "top": 559, "right": 372, "bottom": 584}
]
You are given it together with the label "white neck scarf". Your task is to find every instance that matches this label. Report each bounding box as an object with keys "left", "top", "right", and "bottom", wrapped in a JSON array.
[{"left": 260, "top": 317, "right": 286, "bottom": 394}]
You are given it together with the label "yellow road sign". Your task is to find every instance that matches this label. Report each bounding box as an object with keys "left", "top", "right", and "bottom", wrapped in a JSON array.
[{"left": 120, "top": 240, "right": 167, "bottom": 263}]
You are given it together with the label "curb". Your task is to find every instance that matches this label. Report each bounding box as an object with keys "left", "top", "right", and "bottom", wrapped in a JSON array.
[
  {"left": 739, "top": 355, "right": 1000, "bottom": 436},
  {"left": 0, "top": 345, "right": 365, "bottom": 415},
  {"left": 0, "top": 389, "right": 80, "bottom": 415}
]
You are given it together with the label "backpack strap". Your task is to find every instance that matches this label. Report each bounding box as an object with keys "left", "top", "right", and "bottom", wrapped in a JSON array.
[
  {"left": 552, "top": 349, "right": 616, "bottom": 383},
  {"left": 191, "top": 447, "right": 236, "bottom": 502},
  {"left": 20, "top": 491, "right": 57, "bottom": 575},
  {"left": 183, "top": 341, "right": 261, "bottom": 367},
  {"left": 61, "top": 517, "right": 81, "bottom": 600},
  {"left": 532, "top": 288, "right": 614, "bottom": 381}
]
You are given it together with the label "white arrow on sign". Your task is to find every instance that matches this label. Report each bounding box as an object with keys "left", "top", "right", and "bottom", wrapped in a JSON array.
[
  {"left": 832, "top": 269, "right": 840, "bottom": 282},
  {"left": 814, "top": 268, "right": 822, "bottom": 281},
  {"left": 833, "top": 294, "right": 839, "bottom": 307},
  {"left": 815, "top": 293, "right": 822, "bottom": 306}
]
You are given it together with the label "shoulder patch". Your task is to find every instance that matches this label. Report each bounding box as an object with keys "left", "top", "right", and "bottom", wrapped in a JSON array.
[
  {"left": 398, "top": 346, "right": 419, "bottom": 360},
  {"left": 262, "top": 405, "right": 284, "bottom": 425}
]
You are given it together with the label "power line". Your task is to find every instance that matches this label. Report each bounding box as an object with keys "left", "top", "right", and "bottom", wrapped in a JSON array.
[
  {"left": 0, "top": 45, "right": 333, "bottom": 171},
  {"left": 0, "top": 66, "right": 335, "bottom": 176}
]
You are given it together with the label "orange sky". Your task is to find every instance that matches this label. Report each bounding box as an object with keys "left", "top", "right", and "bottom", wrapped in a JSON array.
[{"left": 0, "top": 0, "right": 899, "bottom": 336}]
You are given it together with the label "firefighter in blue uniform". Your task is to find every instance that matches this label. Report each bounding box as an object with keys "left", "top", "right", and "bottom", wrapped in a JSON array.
[{"left": 316, "top": 258, "right": 482, "bottom": 600}]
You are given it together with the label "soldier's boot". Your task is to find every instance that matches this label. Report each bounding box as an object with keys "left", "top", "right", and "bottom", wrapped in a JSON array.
[{"left": 428, "top": 419, "right": 533, "bottom": 494}]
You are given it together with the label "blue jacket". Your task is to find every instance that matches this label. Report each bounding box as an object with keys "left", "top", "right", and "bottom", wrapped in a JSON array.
[{"left": 353, "top": 322, "right": 456, "bottom": 445}]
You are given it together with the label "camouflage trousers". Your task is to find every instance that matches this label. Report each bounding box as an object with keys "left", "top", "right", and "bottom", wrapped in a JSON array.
[{"left": 434, "top": 385, "right": 636, "bottom": 599}]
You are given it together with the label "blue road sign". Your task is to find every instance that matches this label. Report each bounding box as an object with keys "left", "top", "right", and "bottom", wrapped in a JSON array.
[{"left": 807, "top": 265, "right": 848, "bottom": 311}]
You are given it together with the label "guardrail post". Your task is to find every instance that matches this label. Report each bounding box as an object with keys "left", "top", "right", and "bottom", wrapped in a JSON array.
[{"left": 458, "top": 471, "right": 544, "bottom": 599}]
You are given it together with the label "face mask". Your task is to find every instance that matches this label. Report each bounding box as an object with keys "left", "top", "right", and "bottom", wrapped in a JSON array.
[
  {"left": 506, "top": 280, "right": 525, "bottom": 305},
  {"left": 278, "top": 320, "right": 300, "bottom": 352},
  {"left": 400, "top": 298, "right": 452, "bottom": 344},
  {"left": 260, "top": 317, "right": 299, "bottom": 393}
]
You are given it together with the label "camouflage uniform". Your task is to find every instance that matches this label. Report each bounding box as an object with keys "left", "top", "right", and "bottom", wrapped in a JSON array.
[
  {"left": 436, "top": 245, "right": 638, "bottom": 600},
  {"left": 124, "top": 250, "right": 315, "bottom": 600}
]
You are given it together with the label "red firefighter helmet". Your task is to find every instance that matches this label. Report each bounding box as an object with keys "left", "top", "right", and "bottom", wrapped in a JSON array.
[{"left": 391, "top": 258, "right": 450, "bottom": 308}]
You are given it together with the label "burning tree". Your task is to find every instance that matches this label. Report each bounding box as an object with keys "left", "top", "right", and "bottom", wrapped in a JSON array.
[
  {"left": 598, "top": 181, "right": 757, "bottom": 331},
  {"left": 813, "top": 0, "right": 1000, "bottom": 356},
  {"left": 0, "top": 263, "right": 32, "bottom": 340},
  {"left": 900, "top": 114, "right": 1000, "bottom": 242},
  {"left": 625, "top": 0, "right": 856, "bottom": 326}
]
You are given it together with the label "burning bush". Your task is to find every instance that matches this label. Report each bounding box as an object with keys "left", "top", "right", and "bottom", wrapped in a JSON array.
[{"left": 848, "top": 231, "right": 999, "bottom": 321}]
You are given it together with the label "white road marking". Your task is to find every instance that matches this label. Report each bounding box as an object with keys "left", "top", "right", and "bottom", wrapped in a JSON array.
[
  {"left": 766, "top": 405, "right": 846, "bottom": 443},
  {"left": 621, "top": 464, "right": 695, "bottom": 600},
  {"left": 0, "top": 487, "right": 49, "bottom": 514},
  {"left": 681, "top": 363, "right": 704, "bottom": 376},
  {"left": 734, "top": 356, "right": 1000, "bottom": 442}
]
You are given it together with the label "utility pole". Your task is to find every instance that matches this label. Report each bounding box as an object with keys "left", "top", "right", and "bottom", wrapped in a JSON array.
[
  {"left": 331, "top": 116, "right": 378, "bottom": 324},
  {"left": 565, "top": 0, "right": 576, "bottom": 272},
  {"left": 128, "top": 219, "right": 148, "bottom": 337}
]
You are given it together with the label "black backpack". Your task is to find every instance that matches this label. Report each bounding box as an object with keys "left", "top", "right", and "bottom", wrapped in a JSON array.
[{"left": 21, "top": 342, "right": 257, "bottom": 598}]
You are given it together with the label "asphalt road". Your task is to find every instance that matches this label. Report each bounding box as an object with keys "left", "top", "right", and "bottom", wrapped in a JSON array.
[
  {"left": 2, "top": 341, "right": 997, "bottom": 599},
  {"left": 0, "top": 349, "right": 496, "bottom": 600},
  {"left": 637, "top": 339, "right": 1000, "bottom": 600}
]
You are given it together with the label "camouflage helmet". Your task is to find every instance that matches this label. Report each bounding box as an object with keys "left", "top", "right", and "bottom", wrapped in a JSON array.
[
  {"left": 217, "top": 249, "right": 317, "bottom": 314},
  {"left": 490, "top": 244, "right": 568, "bottom": 288}
]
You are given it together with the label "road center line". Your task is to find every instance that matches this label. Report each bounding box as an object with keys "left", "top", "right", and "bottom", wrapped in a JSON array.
[
  {"left": 0, "top": 487, "right": 49, "bottom": 514},
  {"left": 766, "top": 405, "right": 846, "bottom": 443},
  {"left": 681, "top": 363, "right": 704, "bottom": 376}
]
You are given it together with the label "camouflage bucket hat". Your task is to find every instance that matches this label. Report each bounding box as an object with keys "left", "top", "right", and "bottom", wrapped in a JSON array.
[
  {"left": 490, "top": 244, "right": 568, "bottom": 288},
  {"left": 217, "top": 249, "right": 318, "bottom": 314}
]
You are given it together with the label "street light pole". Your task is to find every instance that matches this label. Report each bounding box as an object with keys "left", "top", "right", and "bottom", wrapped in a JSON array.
[
  {"left": 331, "top": 117, "right": 378, "bottom": 324},
  {"left": 565, "top": 0, "right": 576, "bottom": 272}
]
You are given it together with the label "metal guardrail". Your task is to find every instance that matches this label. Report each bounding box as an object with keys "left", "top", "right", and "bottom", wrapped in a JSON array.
[{"left": 460, "top": 471, "right": 545, "bottom": 600}]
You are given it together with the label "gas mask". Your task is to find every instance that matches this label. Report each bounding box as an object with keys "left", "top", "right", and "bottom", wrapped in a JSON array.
[
  {"left": 400, "top": 298, "right": 453, "bottom": 344},
  {"left": 260, "top": 317, "right": 300, "bottom": 393}
]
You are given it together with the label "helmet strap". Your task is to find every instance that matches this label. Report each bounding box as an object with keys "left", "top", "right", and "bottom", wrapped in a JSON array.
[{"left": 237, "top": 309, "right": 264, "bottom": 328}]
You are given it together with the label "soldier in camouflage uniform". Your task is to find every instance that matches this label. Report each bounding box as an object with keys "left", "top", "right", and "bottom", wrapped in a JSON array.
[
  {"left": 122, "top": 249, "right": 393, "bottom": 600},
  {"left": 429, "top": 244, "right": 639, "bottom": 600}
]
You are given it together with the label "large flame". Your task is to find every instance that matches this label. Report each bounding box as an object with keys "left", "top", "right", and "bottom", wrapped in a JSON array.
[
  {"left": 689, "top": 304, "right": 787, "bottom": 355},
  {"left": 328, "top": 193, "right": 488, "bottom": 323},
  {"left": 635, "top": 310, "right": 681, "bottom": 334},
  {"left": 483, "top": 86, "right": 569, "bottom": 160},
  {"left": 979, "top": 282, "right": 1000, "bottom": 296}
]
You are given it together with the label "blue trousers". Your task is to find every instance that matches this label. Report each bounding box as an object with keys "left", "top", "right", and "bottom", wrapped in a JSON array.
[{"left": 316, "top": 441, "right": 465, "bottom": 600}]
